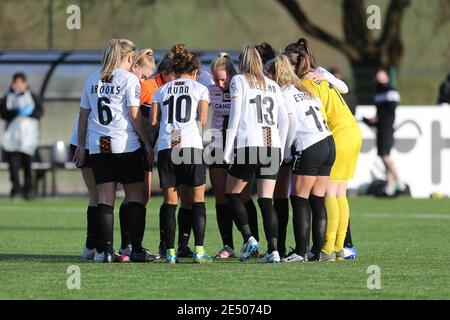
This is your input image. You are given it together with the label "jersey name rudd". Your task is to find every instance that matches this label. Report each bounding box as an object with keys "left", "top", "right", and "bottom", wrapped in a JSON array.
[{"left": 167, "top": 82, "right": 189, "bottom": 95}]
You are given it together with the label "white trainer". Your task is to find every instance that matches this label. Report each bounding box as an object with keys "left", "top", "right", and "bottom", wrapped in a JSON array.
[
  {"left": 239, "top": 236, "right": 259, "bottom": 261},
  {"left": 81, "top": 246, "right": 95, "bottom": 260},
  {"left": 259, "top": 251, "right": 281, "bottom": 263},
  {"left": 282, "top": 251, "right": 307, "bottom": 263}
]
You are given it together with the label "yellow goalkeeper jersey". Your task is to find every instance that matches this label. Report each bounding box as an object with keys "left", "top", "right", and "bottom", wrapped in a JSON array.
[{"left": 302, "top": 78, "right": 357, "bottom": 132}]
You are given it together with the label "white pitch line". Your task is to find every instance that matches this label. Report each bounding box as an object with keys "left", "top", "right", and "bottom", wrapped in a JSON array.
[{"left": 359, "top": 212, "right": 450, "bottom": 220}]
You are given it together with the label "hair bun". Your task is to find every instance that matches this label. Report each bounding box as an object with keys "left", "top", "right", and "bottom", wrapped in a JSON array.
[{"left": 172, "top": 44, "right": 188, "bottom": 55}]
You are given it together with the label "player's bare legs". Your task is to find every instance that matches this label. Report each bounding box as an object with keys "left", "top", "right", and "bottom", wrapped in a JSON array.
[
  {"left": 144, "top": 171, "right": 152, "bottom": 205},
  {"left": 381, "top": 155, "right": 403, "bottom": 195},
  {"left": 96, "top": 182, "right": 117, "bottom": 207},
  {"left": 81, "top": 168, "right": 98, "bottom": 206}
]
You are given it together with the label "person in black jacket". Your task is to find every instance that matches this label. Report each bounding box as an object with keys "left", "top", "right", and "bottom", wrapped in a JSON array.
[
  {"left": 437, "top": 73, "right": 450, "bottom": 105},
  {"left": 0, "top": 73, "right": 44, "bottom": 199},
  {"left": 363, "top": 70, "right": 406, "bottom": 196}
]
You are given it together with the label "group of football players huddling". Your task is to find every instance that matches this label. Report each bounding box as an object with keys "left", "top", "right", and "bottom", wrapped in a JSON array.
[{"left": 71, "top": 38, "right": 361, "bottom": 264}]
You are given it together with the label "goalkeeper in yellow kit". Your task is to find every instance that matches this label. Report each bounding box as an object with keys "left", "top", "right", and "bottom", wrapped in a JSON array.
[{"left": 287, "top": 39, "right": 362, "bottom": 261}]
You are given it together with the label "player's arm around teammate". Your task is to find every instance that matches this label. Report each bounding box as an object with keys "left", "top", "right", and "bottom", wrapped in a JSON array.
[
  {"left": 270, "top": 55, "right": 336, "bottom": 262},
  {"left": 74, "top": 39, "right": 155, "bottom": 263},
  {"left": 150, "top": 45, "right": 211, "bottom": 264},
  {"left": 294, "top": 40, "right": 362, "bottom": 261},
  {"left": 224, "top": 47, "right": 289, "bottom": 263}
]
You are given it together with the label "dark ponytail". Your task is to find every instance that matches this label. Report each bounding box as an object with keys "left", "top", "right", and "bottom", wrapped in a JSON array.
[
  {"left": 254, "top": 41, "right": 276, "bottom": 66},
  {"left": 295, "top": 38, "right": 316, "bottom": 68}
]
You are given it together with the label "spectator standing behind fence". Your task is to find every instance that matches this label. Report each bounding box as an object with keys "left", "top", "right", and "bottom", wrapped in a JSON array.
[
  {"left": 0, "top": 73, "right": 43, "bottom": 200},
  {"left": 363, "top": 70, "right": 406, "bottom": 197},
  {"left": 437, "top": 73, "right": 450, "bottom": 105}
]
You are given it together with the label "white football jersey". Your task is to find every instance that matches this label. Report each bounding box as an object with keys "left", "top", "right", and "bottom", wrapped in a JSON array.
[
  {"left": 69, "top": 113, "right": 89, "bottom": 148},
  {"left": 208, "top": 84, "right": 231, "bottom": 149},
  {"left": 223, "top": 75, "right": 287, "bottom": 162},
  {"left": 282, "top": 85, "right": 331, "bottom": 152},
  {"left": 153, "top": 78, "right": 210, "bottom": 151},
  {"left": 80, "top": 69, "right": 142, "bottom": 154}
]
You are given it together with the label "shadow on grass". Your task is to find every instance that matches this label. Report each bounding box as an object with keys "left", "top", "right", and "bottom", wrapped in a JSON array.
[{"left": 0, "top": 253, "right": 81, "bottom": 262}]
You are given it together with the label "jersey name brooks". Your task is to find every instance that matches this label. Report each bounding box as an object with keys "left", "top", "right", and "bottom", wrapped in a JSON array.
[
  {"left": 80, "top": 69, "right": 141, "bottom": 154},
  {"left": 282, "top": 85, "right": 331, "bottom": 152},
  {"left": 208, "top": 84, "right": 231, "bottom": 149},
  {"left": 153, "top": 78, "right": 210, "bottom": 151}
]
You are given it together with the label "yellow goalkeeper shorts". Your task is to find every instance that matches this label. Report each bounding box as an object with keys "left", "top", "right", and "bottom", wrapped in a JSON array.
[{"left": 330, "top": 124, "right": 362, "bottom": 182}]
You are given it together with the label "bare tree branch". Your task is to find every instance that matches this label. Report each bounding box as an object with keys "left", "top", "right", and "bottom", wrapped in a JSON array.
[
  {"left": 377, "top": 0, "right": 411, "bottom": 48},
  {"left": 342, "top": 0, "right": 374, "bottom": 52},
  {"left": 276, "top": 0, "right": 361, "bottom": 60}
]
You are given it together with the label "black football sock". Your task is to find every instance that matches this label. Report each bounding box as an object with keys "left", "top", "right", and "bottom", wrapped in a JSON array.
[
  {"left": 309, "top": 195, "right": 327, "bottom": 255},
  {"left": 161, "top": 203, "right": 177, "bottom": 249},
  {"left": 85, "top": 206, "right": 97, "bottom": 250},
  {"left": 126, "top": 202, "right": 146, "bottom": 253},
  {"left": 159, "top": 204, "right": 166, "bottom": 248},
  {"left": 290, "top": 196, "right": 311, "bottom": 256},
  {"left": 245, "top": 198, "right": 259, "bottom": 242},
  {"left": 226, "top": 193, "right": 252, "bottom": 243},
  {"left": 257, "top": 198, "right": 278, "bottom": 253},
  {"left": 177, "top": 207, "right": 192, "bottom": 249},
  {"left": 216, "top": 203, "right": 234, "bottom": 248},
  {"left": 274, "top": 198, "right": 289, "bottom": 254},
  {"left": 119, "top": 203, "right": 131, "bottom": 249},
  {"left": 344, "top": 220, "right": 354, "bottom": 248},
  {"left": 96, "top": 204, "right": 114, "bottom": 254},
  {"left": 192, "top": 202, "right": 206, "bottom": 247}
]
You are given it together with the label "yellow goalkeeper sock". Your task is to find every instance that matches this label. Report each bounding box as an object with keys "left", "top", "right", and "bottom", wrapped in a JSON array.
[
  {"left": 323, "top": 197, "right": 339, "bottom": 255},
  {"left": 335, "top": 196, "right": 350, "bottom": 252}
]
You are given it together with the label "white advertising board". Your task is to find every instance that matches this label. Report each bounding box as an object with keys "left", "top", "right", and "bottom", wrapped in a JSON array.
[{"left": 349, "top": 106, "right": 450, "bottom": 198}]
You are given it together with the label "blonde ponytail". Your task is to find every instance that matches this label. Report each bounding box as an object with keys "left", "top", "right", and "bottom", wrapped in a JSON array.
[
  {"left": 135, "top": 48, "right": 156, "bottom": 72},
  {"left": 239, "top": 46, "right": 266, "bottom": 89},
  {"left": 101, "top": 38, "right": 137, "bottom": 82},
  {"left": 266, "top": 54, "right": 311, "bottom": 96}
]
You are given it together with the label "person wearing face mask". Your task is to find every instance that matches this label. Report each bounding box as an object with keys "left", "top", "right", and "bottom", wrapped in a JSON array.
[{"left": 0, "top": 72, "right": 44, "bottom": 200}]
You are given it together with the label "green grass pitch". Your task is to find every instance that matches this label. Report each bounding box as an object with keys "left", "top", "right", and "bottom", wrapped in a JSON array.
[{"left": 0, "top": 196, "right": 449, "bottom": 300}]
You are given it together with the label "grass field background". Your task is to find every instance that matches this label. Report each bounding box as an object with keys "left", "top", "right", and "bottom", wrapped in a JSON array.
[{"left": 0, "top": 196, "right": 449, "bottom": 300}]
